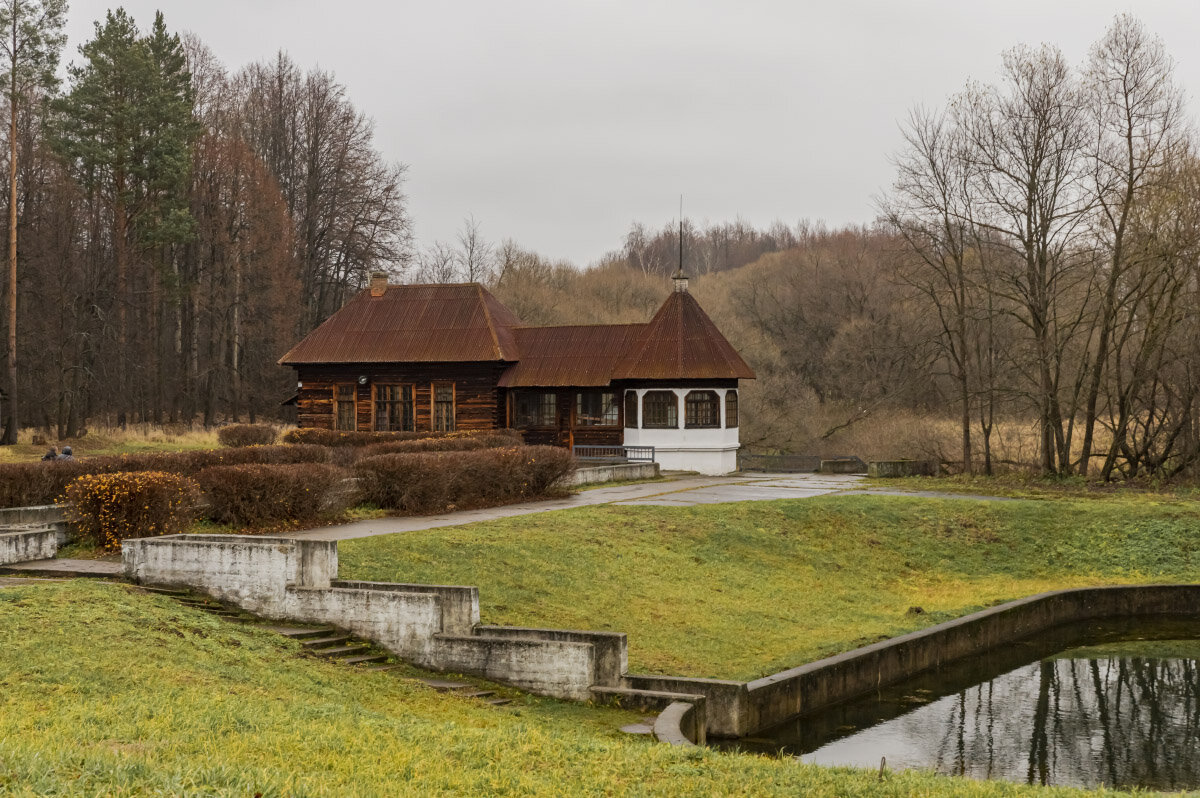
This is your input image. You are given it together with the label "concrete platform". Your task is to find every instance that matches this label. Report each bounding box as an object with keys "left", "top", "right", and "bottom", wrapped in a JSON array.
[{"left": 0, "top": 558, "right": 122, "bottom": 578}]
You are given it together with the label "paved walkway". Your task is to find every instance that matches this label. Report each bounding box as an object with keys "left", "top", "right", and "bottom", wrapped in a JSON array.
[{"left": 286, "top": 472, "right": 867, "bottom": 541}]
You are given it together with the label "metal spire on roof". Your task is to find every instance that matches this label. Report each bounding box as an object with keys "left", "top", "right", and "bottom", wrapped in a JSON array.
[{"left": 674, "top": 195, "right": 688, "bottom": 292}]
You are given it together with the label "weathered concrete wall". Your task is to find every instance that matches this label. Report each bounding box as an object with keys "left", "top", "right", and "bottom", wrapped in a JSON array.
[
  {"left": 569, "top": 462, "right": 660, "bottom": 486},
  {"left": 0, "top": 505, "right": 73, "bottom": 544},
  {"left": 741, "top": 585, "right": 1200, "bottom": 735},
  {"left": 123, "top": 535, "right": 336, "bottom": 615},
  {"left": 122, "top": 533, "right": 613, "bottom": 701},
  {"left": 819, "top": 458, "right": 866, "bottom": 474},
  {"left": 433, "top": 633, "right": 597, "bottom": 700},
  {"left": 868, "top": 459, "right": 937, "bottom": 478},
  {"left": 654, "top": 700, "right": 707, "bottom": 747},
  {"left": 286, "top": 585, "right": 443, "bottom": 662},
  {"left": 0, "top": 525, "right": 58, "bottom": 564},
  {"left": 334, "top": 580, "right": 479, "bottom": 635},
  {"left": 624, "top": 674, "right": 747, "bottom": 737},
  {"left": 476, "top": 625, "right": 627, "bottom": 687}
]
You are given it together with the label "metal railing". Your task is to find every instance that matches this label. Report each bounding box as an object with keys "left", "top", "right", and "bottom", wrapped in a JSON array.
[{"left": 572, "top": 445, "right": 656, "bottom": 463}]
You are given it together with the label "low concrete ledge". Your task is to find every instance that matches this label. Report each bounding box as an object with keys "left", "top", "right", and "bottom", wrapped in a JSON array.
[
  {"left": 741, "top": 584, "right": 1200, "bottom": 735},
  {"left": 433, "top": 632, "right": 597, "bottom": 700},
  {"left": 477, "top": 625, "right": 627, "bottom": 687},
  {"left": 0, "top": 504, "right": 73, "bottom": 543},
  {"left": 868, "top": 459, "right": 937, "bottom": 478},
  {"left": 0, "top": 525, "right": 58, "bottom": 565},
  {"left": 819, "top": 458, "right": 866, "bottom": 475},
  {"left": 654, "top": 700, "right": 706, "bottom": 747},
  {"left": 569, "top": 462, "right": 660, "bottom": 486},
  {"left": 624, "top": 674, "right": 747, "bottom": 737},
  {"left": 333, "top": 580, "right": 479, "bottom": 635}
]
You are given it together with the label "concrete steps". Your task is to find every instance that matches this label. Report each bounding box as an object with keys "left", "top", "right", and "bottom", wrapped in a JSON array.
[
  {"left": 136, "top": 585, "right": 518, "bottom": 709},
  {"left": 417, "top": 678, "right": 512, "bottom": 706}
]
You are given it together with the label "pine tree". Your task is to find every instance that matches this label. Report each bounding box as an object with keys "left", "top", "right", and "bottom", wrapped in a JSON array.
[
  {"left": 53, "top": 8, "right": 198, "bottom": 424},
  {"left": 0, "top": 0, "right": 66, "bottom": 443}
]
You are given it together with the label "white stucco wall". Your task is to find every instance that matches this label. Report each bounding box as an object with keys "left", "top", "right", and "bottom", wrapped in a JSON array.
[{"left": 622, "top": 387, "right": 740, "bottom": 475}]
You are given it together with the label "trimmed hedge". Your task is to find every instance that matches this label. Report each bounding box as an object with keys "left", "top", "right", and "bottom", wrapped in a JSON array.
[
  {"left": 354, "top": 446, "right": 575, "bottom": 514},
  {"left": 282, "top": 428, "right": 524, "bottom": 448},
  {"left": 356, "top": 434, "right": 523, "bottom": 460},
  {"left": 195, "top": 463, "right": 352, "bottom": 527},
  {"left": 63, "top": 471, "right": 200, "bottom": 551},
  {"left": 217, "top": 424, "right": 277, "bottom": 447},
  {"left": 0, "top": 444, "right": 330, "bottom": 508}
]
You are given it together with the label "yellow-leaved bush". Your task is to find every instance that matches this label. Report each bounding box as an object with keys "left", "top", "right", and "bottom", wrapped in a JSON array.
[{"left": 63, "top": 471, "right": 200, "bottom": 551}]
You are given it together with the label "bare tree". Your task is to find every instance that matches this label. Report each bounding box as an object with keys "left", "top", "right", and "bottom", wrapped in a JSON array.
[
  {"left": 455, "top": 214, "right": 493, "bottom": 282},
  {"left": 0, "top": 0, "right": 64, "bottom": 442},
  {"left": 959, "top": 44, "right": 1096, "bottom": 474}
]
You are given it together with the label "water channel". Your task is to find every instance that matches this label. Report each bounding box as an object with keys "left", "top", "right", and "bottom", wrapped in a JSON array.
[{"left": 725, "top": 616, "right": 1200, "bottom": 790}]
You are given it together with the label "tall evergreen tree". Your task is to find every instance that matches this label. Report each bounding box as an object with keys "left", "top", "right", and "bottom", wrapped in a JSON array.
[
  {"left": 53, "top": 8, "right": 198, "bottom": 423},
  {"left": 0, "top": 0, "right": 66, "bottom": 443}
]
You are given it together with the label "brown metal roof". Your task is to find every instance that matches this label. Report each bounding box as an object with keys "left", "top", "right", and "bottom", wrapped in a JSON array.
[
  {"left": 278, "top": 283, "right": 523, "bottom": 364},
  {"left": 498, "top": 325, "right": 647, "bottom": 387},
  {"left": 613, "top": 290, "right": 756, "bottom": 380}
]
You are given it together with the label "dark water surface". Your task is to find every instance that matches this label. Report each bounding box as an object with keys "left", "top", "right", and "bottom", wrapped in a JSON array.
[{"left": 725, "top": 617, "right": 1200, "bottom": 790}]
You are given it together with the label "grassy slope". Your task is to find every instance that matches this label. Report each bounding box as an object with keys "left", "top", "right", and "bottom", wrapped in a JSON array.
[
  {"left": 0, "top": 580, "right": 1120, "bottom": 798},
  {"left": 340, "top": 494, "right": 1200, "bottom": 680}
]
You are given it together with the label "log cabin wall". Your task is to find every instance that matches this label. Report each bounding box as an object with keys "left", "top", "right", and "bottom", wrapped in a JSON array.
[
  {"left": 509, "top": 387, "right": 624, "bottom": 448},
  {"left": 296, "top": 363, "right": 509, "bottom": 432}
]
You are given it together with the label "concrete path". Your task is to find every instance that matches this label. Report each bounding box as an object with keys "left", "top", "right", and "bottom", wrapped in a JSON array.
[{"left": 286, "top": 472, "right": 867, "bottom": 541}]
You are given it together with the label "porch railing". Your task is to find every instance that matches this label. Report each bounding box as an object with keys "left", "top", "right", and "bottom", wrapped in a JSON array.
[{"left": 572, "top": 445, "right": 656, "bottom": 463}]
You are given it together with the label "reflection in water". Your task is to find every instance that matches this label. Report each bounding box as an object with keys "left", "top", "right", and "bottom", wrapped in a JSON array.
[
  {"left": 800, "top": 656, "right": 1200, "bottom": 789},
  {"left": 727, "top": 619, "right": 1200, "bottom": 790}
]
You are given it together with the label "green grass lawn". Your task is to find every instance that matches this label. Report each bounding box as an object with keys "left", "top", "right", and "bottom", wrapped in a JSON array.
[
  {"left": 340, "top": 494, "right": 1200, "bottom": 681},
  {"left": 0, "top": 579, "right": 1138, "bottom": 796}
]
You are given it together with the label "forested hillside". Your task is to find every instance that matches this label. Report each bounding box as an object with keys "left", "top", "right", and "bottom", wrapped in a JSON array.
[
  {"left": 3, "top": 8, "right": 408, "bottom": 438},
  {"left": 3, "top": 8, "right": 1197, "bottom": 480}
]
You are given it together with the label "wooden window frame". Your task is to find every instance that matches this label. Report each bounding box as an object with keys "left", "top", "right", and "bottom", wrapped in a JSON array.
[
  {"left": 433, "top": 381, "right": 456, "bottom": 432},
  {"left": 685, "top": 390, "right": 720, "bottom": 429},
  {"left": 373, "top": 383, "right": 415, "bottom": 432},
  {"left": 575, "top": 391, "right": 619, "bottom": 427},
  {"left": 642, "top": 390, "right": 678, "bottom": 429},
  {"left": 333, "top": 383, "right": 357, "bottom": 431},
  {"left": 513, "top": 390, "right": 557, "bottom": 429},
  {"left": 624, "top": 391, "right": 638, "bottom": 429},
  {"left": 725, "top": 389, "right": 738, "bottom": 429}
]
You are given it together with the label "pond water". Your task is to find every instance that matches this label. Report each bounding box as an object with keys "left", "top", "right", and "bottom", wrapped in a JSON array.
[{"left": 726, "top": 617, "right": 1200, "bottom": 790}]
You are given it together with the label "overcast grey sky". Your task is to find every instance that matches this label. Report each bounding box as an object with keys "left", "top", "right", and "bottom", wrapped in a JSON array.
[{"left": 64, "top": 1, "right": 1200, "bottom": 267}]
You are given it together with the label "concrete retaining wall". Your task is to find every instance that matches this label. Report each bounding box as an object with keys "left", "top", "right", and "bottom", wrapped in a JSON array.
[
  {"left": 654, "top": 700, "right": 707, "bottom": 747},
  {"left": 122, "top": 533, "right": 613, "bottom": 700},
  {"left": 0, "top": 504, "right": 73, "bottom": 546},
  {"left": 868, "top": 459, "right": 937, "bottom": 478},
  {"left": 476, "top": 625, "right": 627, "bottom": 687},
  {"left": 334, "top": 580, "right": 479, "bottom": 635},
  {"left": 624, "top": 674, "right": 747, "bottom": 737},
  {"left": 741, "top": 585, "right": 1200, "bottom": 735},
  {"left": 433, "top": 633, "right": 597, "bottom": 700},
  {"left": 0, "top": 525, "right": 58, "bottom": 564},
  {"left": 569, "top": 462, "right": 660, "bottom": 486}
]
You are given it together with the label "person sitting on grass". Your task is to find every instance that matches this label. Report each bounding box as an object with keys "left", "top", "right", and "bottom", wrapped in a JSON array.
[
  {"left": 40, "top": 446, "right": 57, "bottom": 461},
  {"left": 56, "top": 446, "right": 73, "bottom": 461}
]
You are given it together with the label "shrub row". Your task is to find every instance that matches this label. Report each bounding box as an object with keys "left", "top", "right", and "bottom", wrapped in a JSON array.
[
  {"left": 352, "top": 433, "right": 526, "bottom": 461},
  {"left": 354, "top": 446, "right": 575, "bottom": 514},
  {"left": 217, "top": 424, "right": 277, "bottom": 447},
  {"left": 0, "top": 444, "right": 330, "bottom": 508},
  {"left": 282, "top": 427, "right": 523, "bottom": 448},
  {"left": 194, "top": 463, "right": 352, "bottom": 527},
  {"left": 64, "top": 472, "right": 200, "bottom": 552}
]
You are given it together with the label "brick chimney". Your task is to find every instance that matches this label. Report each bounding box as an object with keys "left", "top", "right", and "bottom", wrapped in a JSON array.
[{"left": 369, "top": 271, "right": 388, "bottom": 297}]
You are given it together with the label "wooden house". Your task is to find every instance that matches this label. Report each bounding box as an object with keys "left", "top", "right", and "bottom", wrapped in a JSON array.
[{"left": 278, "top": 272, "right": 754, "bottom": 473}]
